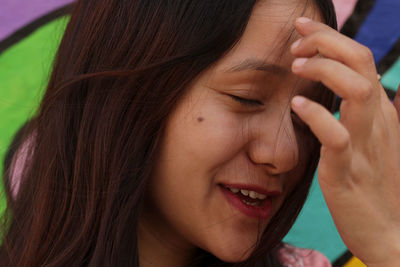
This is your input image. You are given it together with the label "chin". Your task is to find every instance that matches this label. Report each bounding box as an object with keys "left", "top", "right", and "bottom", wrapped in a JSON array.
[
  {"left": 205, "top": 238, "right": 259, "bottom": 263},
  {"left": 213, "top": 248, "right": 255, "bottom": 263}
]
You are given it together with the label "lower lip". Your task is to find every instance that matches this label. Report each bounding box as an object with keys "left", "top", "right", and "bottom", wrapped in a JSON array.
[{"left": 220, "top": 186, "right": 273, "bottom": 220}]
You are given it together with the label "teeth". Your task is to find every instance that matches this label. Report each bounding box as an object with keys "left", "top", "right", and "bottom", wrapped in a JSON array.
[
  {"left": 242, "top": 200, "right": 260, "bottom": 206},
  {"left": 240, "top": 189, "right": 249, "bottom": 196},
  {"left": 255, "top": 192, "right": 267, "bottom": 200},
  {"left": 243, "top": 190, "right": 267, "bottom": 200},
  {"left": 227, "top": 187, "right": 268, "bottom": 200},
  {"left": 229, "top": 188, "right": 239, "bottom": 193}
]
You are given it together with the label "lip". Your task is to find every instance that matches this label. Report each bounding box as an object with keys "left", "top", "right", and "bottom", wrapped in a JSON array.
[{"left": 219, "top": 184, "right": 280, "bottom": 220}]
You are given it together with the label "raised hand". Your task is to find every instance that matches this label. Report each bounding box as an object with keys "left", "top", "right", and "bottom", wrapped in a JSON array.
[{"left": 290, "top": 17, "right": 400, "bottom": 267}]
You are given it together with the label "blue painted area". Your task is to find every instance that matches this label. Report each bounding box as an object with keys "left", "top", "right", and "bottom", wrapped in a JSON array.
[{"left": 354, "top": 0, "right": 400, "bottom": 63}]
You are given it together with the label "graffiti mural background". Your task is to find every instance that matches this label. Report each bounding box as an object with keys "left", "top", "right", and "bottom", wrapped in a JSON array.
[{"left": 1, "top": 1, "right": 399, "bottom": 266}]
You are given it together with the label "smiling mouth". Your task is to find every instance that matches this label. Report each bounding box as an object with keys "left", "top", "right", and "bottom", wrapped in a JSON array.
[
  {"left": 219, "top": 184, "right": 281, "bottom": 219},
  {"left": 224, "top": 186, "right": 267, "bottom": 207}
]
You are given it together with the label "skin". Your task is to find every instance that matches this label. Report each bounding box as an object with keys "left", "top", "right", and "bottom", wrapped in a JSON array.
[
  {"left": 291, "top": 18, "right": 400, "bottom": 266},
  {"left": 139, "top": 1, "right": 400, "bottom": 267},
  {"left": 139, "top": 1, "right": 322, "bottom": 266}
]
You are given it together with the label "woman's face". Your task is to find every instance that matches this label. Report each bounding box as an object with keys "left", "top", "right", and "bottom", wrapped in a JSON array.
[{"left": 141, "top": 0, "right": 323, "bottom": 263}]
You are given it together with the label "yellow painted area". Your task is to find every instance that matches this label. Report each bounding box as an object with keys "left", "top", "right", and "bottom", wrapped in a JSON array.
[{"left": 344, "top": 257, "right": 367, "bottom": 267}]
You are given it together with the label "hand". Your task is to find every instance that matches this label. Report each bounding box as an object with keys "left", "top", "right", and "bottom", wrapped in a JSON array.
[{"left": 290, "top": 17, "right": 400, "bottom": 266}]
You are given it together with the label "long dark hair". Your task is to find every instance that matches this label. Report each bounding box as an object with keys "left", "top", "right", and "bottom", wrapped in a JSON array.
[{"left": 0, "top": 0, "right": 337, "bottom": 266}]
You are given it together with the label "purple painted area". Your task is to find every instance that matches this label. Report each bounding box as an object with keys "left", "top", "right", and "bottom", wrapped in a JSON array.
[{"left": 0, "top": 0, "right": 74, "bottom": 42}]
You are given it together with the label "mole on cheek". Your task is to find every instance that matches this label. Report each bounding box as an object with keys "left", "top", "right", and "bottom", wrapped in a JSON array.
[{"left": 197, "top": 117, "right": 204, "bottom": 122}]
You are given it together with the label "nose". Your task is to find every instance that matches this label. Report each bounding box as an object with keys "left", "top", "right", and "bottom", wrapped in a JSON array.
[{"left": 247, "top": 107, "right": 299, "bottom": 175}]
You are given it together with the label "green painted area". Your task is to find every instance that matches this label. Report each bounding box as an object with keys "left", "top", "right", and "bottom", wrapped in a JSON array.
[
  {"left": 0, "top": 17, "right": 68, "bottom": 214},
  {"left": 381, "top": 57, "right": 400, "bottom": 92}
]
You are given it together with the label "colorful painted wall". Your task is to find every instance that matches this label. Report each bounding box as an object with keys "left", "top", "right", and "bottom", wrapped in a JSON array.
[{"left": 1, "top": 1, "right": 399, "bottom": 266}]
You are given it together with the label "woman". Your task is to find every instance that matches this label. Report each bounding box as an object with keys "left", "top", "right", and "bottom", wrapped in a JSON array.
[{"left": 1, "top": 0, "right": 399, "bottom": 266}]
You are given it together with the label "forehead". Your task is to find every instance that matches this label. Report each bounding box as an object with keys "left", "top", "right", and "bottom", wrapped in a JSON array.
[{"left": 215, "top": 0, "right": 322, "bottom": 71}]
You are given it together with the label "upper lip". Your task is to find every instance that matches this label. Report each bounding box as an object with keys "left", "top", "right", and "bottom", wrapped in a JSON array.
[{"left": 220, "top": 183, "right": 282, "bottom": 196}]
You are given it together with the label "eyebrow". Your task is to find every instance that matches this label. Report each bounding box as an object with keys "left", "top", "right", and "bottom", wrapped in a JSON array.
[{"left": 225, "top": 59, "right": 290, "bottom": 75}]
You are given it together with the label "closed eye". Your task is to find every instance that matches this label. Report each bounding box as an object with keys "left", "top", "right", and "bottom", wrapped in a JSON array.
[{"left": 229, "top": 95, "right": 263, "bottom": 107}]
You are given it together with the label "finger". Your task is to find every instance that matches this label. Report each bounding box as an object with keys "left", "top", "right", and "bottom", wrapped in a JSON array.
[
  {"left": 292, "top": 57, "right": 376, "bottom": 135},
  {"left": 291, "top": 17, "right": 377, "bottom": 82},
  {"left": 292, "top": 57, "right": 375, "bottom": 103},
  {"left": 394, "top": 84, "right": 400, "bottom": 122},
  {"left": 291, "top": 96, "right": 350, "bottom": 154},
  {"left": 293, "top": 17, "right": 334, "bottom": 36},
  {"left": 291, "top": 96, "right": 352, "bottom": 182},
  {"left": 291, "top": 96, "right": 356, "bottom": 187}
]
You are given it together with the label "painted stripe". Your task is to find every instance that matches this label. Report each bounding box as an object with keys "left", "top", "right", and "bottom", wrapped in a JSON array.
[
  {"left": 333, "top": 250, "right": 353, "bottom": 267},
  {"left": 344, "top": 257, "right": 367, "bottom": 267},
  {"left": 332, "top": 0, "right": 358, "bottom": 30},
  {"left": 340, "top": 0, "right": 376, "bottom": 38},
  {"left": 0, "top": 0, "right": 74, "bottom": 42},
  {"left": 0, "top": 4, "right": 72, "bottom": 54},
  {"left": 381, "top": 57, "right": 400, "bottom": 92},
  {"left": 354, "top": 0, "right": 400, "bottom": 63},
  {"left": 377, "top": 39, "right": 400, "bottom": 74}
]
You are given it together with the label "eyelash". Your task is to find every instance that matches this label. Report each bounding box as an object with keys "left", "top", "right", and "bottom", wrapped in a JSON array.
[
  {"left": 229, "top": 94, "right": 308, "bottom": 129},
  {"left": 229, "top": 95, "right": 263, "bottom": 107}
]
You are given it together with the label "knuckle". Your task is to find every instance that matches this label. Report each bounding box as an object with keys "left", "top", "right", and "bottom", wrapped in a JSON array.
[
  {"left": 314, "top": 31, "right": 332, "bottom": 46},
  {"left": 333, "top": 130, "right": 350, "bottom": 151},
  {"left": 315, "top": 59, "right": 336, "bottom": 80},
  {"left": 352, "top": 80, "right": 374, "bottom": 103},
  {"left": 356, "top": 46, "right": 374, "bottom": 64}
]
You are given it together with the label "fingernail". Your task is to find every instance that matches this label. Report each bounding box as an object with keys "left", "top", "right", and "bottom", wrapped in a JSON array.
[
  {"left": 297, "top": 17, "right": 312, "bottom": 24},
  {"left": 292, "top": 96, "right": 306, "bottom": 108},
  {"left": 291, "top": 39, "right": 302, "bottom": 51},
  {"left": 292, "top": 58, "right": 308, "bottom": 71}
]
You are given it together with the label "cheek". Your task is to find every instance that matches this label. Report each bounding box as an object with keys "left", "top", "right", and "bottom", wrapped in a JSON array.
[
  {"left": 145, "top": 97, "right": 256, "bottom": 245},
  {"left": 166, "top": 100, "right": 247, "bottom": 175},
  {"left": 148, "top": 95, "right": 248, "bottom": 210}
]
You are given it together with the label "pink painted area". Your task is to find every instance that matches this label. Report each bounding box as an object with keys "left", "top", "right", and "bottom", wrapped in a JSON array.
[
  {"left": 332, "top": 0, "right": 358, "bottom": 30},
  {"left": 0, "top": 0, "right": 74, "bottom": 42},
  {"left": 279, "top": 244, "right": 332, "bottom": 267}
]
